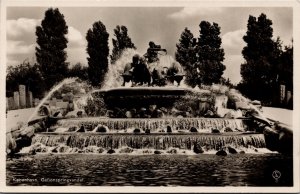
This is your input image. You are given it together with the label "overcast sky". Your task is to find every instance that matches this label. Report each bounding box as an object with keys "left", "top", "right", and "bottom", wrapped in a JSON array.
[{"left": 6, "top": 7, "right": 292, "bottom": 84}]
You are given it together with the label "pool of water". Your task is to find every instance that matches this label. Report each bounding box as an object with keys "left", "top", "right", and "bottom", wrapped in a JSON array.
[{"left": 6, "top": 154, "right": 293, "bottom": 186}]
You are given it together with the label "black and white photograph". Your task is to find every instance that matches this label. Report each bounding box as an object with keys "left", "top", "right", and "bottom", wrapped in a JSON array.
[{"left": 1, "top": 0, "right": 299, "bottom": 192}]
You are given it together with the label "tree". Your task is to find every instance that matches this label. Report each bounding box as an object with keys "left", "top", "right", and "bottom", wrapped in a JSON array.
[
  {"left": 35, "top": 8, "right": 68, "bottom": 90},
  {"left": 6, "top": 61, "right": 46, "bottom": 98},
  {"left": 68, "top": 63, "right": 88, "bottom": 81},
  {"left": 111, "top": 25, "right": 136, "bottom": 64},
  {"left": 239, "top": 13, "right": 282, "bottom": 103},
  {"left": 86, "top": 21, "right": 109, "bottom": 87},
  {"left": 196, "top": 21, "right": 225, "bottom": 85},
  {"left": 175, "top": 28, "right": 198, "bottom": 87}
]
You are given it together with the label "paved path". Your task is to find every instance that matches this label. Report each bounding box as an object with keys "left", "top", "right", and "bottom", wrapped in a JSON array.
[
  {"left": 262, "top": 107, "right": 293, "bottom": 126},
  {"left": 6, "top": 108, "right": 35, "bottom": 132}
]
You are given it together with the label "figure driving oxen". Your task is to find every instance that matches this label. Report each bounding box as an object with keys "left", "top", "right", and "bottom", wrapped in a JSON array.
[
  {"left": 122, "top": 42, "right": 184, "bottom": 87},
  {"left": 143, "top": 41, "right": 167, "bottom": 63},
  {"left": 122, "top": 54, "right": 151, "bottom": 86}
]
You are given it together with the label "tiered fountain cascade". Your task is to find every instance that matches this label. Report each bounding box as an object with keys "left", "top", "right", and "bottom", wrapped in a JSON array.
[{"left": 7, "top": 49, "right": 292, "bottom": 156}]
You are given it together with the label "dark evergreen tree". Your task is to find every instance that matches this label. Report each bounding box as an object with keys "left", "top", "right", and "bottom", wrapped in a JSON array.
[
  {"left": 111, "top": 25, "right": 136, "bottom": 64},
  {"left": 196, "top": 21, "right": 225, "bottom": 85},
  {"left": 175, "top": 28, "right": 198, "bottom": 87},
  {"left": 86, "top": 21, "right": 109, "bottom": 87},
  {"left": 239, "top": 13, "right": 282, "bottom": 103},
  {"left": 35, "top": 8, "right": 68, "bottom": 90}
]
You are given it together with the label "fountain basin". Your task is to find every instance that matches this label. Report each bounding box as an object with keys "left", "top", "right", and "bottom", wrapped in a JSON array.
[{"left": 93, "top": 87, "right": 212, "bottom": 110}]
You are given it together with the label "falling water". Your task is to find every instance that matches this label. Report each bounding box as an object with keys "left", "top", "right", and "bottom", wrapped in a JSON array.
[
  {"left": 56, "top": 117, "right": 246, "bottom": 132},
  {"left": 29, "top": 132, "right": 267, "bottom": 154},
  {"left": 102, "top": 49, "right": 140, "bottom": 89},
  {"left": 27, "top": 78, "right": 79, "bottom": 123}
]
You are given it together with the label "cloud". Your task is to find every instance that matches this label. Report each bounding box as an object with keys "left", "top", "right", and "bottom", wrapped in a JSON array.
[
  {"left": 6, "top": 40, "right": 36, "bottom": 66},
  {"left": 222, "top": 29, "right": 246, "bottom": 55},
  {"left": 223, "top": 54, "right": 244, "bottom": 84},
  {"left": 67, "top": 26, "right": 86, "bottom": 48},
  {"left": 168, "top": 7, "right": 224, "bottom": 20},
  {"left": 66, "top": 47, "right": 88, "bottom": 65},
  {"left": 222, "top": 30, "right": 247, "bottom": 84},
  {"left": 6, "top": 58, "right": 21, "bottom": 67},
  {"left": 6, "top": 18, "right": 40, "bottom": 40},
  {"left": 66, "top": 26, "right": 87, "bottom": 65},
  {"left": 7, "top": 40, "right": 36, "bottom": 55}
]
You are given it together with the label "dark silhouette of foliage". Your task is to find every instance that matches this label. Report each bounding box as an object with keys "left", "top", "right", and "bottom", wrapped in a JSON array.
[
  {"left": 175, "top": 28, "right": 198, "bottom": 87},
  {"left": 6, "top": 61, "right": 46, "bottom": 98},
  {"left": 35, "top": 8, "right": 68, "bottom": 90},
  {"left": 196, "top": 21, "right": 225, "bottom": 85},
  {"left": 176, "top": 22, "right": 225, "bottom": 87},
  {"left": 111, "top": 25, "right": 136, "bottom": 64},
  {"left": 86, "top": 21, "right": 109, "bottom": 87},
  {"left": 239, "top": 13, "right": 283, "bottom": 103},
  {"left": 278, "top": 45, "right": 293, "bottom": 92},
  {"left": 68, "top": 63, "right": 88, "bottom": 81}
]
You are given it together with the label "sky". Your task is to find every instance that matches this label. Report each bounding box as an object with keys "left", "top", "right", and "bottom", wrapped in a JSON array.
[{"left": 6, "top": 7, "right": 293, "bottom": 84}]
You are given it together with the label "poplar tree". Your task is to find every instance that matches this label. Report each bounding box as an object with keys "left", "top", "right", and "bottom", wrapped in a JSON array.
[
  {"left": 196, "top": 21, "right": 225, "bottom": 85},
  {"left": 35, "top": 8, "right": 68, "bottom": 90},
  {"left": 86, "top": 21, "right": 109, "bottom": 87},
  {"left": 111, "top": 25, "right": 136, "bottom": 64},
  {"left": 240, "top": 13, "right": 281, "bottom": 102},
  {"left": 175, "top": 28, "right": 198, "bottom": 87}
]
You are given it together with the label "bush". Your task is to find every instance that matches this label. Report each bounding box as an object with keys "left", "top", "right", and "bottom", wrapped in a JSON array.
[{"left": 6, "top": 62, "right": 46, "bottom": 98}]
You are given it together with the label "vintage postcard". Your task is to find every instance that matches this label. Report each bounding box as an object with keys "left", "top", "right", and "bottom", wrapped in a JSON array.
[{"left": 1, "top": 0, "right": 299, "bottom": 193}]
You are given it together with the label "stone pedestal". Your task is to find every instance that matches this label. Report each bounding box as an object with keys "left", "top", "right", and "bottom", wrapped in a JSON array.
[
  {"left": 286, "top": 91, "right": 292, "bottom": 105},
  {"left": 26, "top": 91, "right": 33, "bottom": 107},
  {"left": 29, "top": 91, "right": 33, "bottom": 107},
  {"left": 13, "top": 91, "right": 20, "bottom": 109},
  {"left": 7, "top": 97, "right": 15, "bottom": 110},
  {"left": 280, "top": 84, "right": 286, "bottom": 104},
  {"left": 19, "top": 85, "right": 26, "bottom": 108}
]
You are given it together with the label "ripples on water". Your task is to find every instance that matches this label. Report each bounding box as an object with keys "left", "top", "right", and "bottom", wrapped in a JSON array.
[{"left": 6, "top": 154, "right": 292, "bottom": 186}]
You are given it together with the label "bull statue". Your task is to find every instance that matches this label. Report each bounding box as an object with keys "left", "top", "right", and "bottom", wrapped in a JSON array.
[
  {"left": 165, "top": 61, "right": 184, "bottom": 86},
  {"left": 122, "top": 54, "right": 151, "bottom": 86}
]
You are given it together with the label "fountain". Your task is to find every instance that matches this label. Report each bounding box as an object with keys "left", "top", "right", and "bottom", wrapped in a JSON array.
[{"left": 7, "top": 48, "right": 292, "bottom": 156}]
